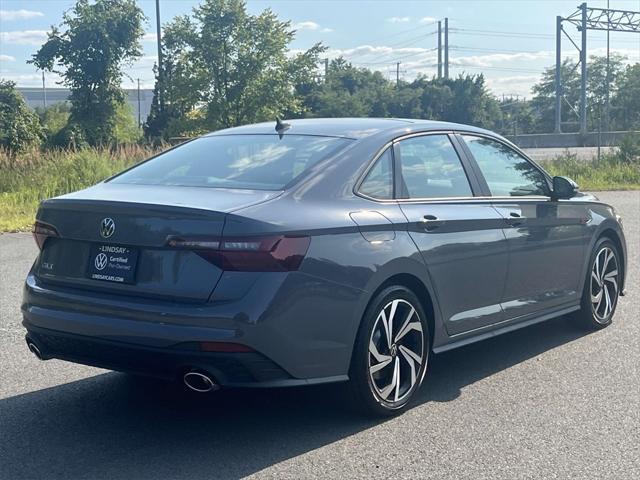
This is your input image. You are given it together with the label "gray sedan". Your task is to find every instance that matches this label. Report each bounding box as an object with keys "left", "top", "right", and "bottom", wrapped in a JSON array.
[{"left": 23, "top": 118, "right": 627, "bottom": 415}]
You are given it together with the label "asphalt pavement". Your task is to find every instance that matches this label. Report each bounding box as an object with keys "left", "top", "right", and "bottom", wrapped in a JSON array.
[{"left": 0, "top": 191, "right": 638, "bottom": 480}]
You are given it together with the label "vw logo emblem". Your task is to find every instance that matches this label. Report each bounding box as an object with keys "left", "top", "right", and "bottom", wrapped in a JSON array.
[
  {"left": 100, "top": 218, "right": 115, "bottom": 238},
  {"left": 94, "top": 253, "right": 108, "bottom": 271}
]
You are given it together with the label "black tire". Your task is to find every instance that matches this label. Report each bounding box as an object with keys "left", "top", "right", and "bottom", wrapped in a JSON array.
[
  {"left": 573, "top": 237, "right": 621, "bottom": 330},
  {"left": 348, "top": 285, "right": 430, "bottom": 417}
]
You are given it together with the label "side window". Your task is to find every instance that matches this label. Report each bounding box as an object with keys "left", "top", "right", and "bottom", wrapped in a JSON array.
[
  {"left": 359, "top": 148, "right": 393, "bottom": 199},
  {"left": 462, "top": 135, "right": 549, "bottom": 197},
  {"left": 397, "top": 135, "right": 472, "bottom": 199}
]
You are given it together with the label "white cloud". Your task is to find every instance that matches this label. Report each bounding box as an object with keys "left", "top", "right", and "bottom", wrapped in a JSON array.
[
  {"left": 142, "top": 32, "right": 157, "bottom": 42},
  {"left": 0, "top": 30, "right": 48, "bottom": 45},
  {"left": 0, "top": 72, "right": 64, "bottom": 87},
  {"left": 0, "top": 54, "right": 16, "bottom": 62},
  {"left": 485, "top": 76, "right": 541, "bottom": 98},
  {"left": 387, "top": 16, "right": 411, "bottom": 23},
  {"left": 292, "top": 21, "right": 332, "bottom": 32},
  {"left": 0, "top": 9, "right": 44, "bottom": 21},
  {"left": 451, "top": 51, "right": 553, "bottom": 68},
  {"left": 293, "top": 21, "right": 319, "bottom": 30},
  {"left": 419, "top": 17, "right": 437, "bottom": 24}
]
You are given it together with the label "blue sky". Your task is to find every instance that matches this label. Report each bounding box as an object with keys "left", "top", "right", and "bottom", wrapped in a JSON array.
[{"left": 1, "top": 0, "right": 639, "bottom": 97}]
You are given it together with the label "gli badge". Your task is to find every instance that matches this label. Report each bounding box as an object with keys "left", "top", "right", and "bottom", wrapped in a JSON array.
[{"left": 100, "top": 217, "right": 115, "bottom": 239}]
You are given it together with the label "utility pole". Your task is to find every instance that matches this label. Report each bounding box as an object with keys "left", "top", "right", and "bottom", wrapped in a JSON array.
[
  {"left": 437, "top": 20, "right": 442, "bottom": 79},
  {"left": 396, "top": 62, "right": 400, "bottom": 87},
  {"left": 579, "top": 2, "right": 588, "bottom": 136},
  {"left": 555, "top": 16, "right": 562, "bottom": 133},
  {"left": 155, "top": 0, "right": 164, "bottom": 110},
  {"left": 137, "top": 78, "right": 141, "bottom": 128},
  {"left": 444, "top": 18, "right": 449, "bottom": 79},
  {"left": 605, "top": 0, "right": 610, "bottom": 131},
  {"left": 41, "top": 71, "right": 46, "bottom": 109}
]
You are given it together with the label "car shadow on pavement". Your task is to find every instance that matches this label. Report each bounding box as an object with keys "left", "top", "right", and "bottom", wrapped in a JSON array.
[{"left": 0, "top": 316, "right": 588, "bottom": 480}]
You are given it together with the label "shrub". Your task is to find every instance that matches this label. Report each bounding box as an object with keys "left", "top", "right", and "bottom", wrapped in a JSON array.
[
  {"left": 618, "top": 134, "right": 640, "bottom": 165},
  {"left": 0, "top": 80, "right": 44, "bottom": 153}
]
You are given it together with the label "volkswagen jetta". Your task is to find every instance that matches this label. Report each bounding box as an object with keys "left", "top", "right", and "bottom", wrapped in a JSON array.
[{"left": 23, "top": 118, "right": 627, "bottom": 415}]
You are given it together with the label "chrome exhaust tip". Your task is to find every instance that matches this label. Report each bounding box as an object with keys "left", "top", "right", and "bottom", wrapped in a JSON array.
[
  {"left": 183, "top": 371, "right": 219, "bottom": 393},
  {"left": 27, "top": 341, "right": 43, "bottom": 360}
]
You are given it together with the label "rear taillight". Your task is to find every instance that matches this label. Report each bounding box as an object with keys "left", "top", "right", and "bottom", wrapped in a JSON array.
[
  {"left": 167, "top": 235, "right": 310, "bottom": 272},
  {"left": 32, "top": 221, "right": 59, "bottom": 250}
]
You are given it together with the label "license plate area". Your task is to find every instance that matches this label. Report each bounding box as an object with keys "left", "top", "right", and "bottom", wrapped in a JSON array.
[{"left": 86, "top": 244, "right": 139, "bottom": 284}]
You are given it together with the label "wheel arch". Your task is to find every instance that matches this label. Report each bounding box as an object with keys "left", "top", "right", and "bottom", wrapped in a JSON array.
[{"left": 361, "top": 272, "right": 437, "bottom": 350}]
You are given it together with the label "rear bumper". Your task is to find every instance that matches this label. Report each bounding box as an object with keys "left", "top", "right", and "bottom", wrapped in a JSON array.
[
  {"left": 22, "top": 271, "right": 362, "bottom": 384},
  {"left": 24, "top": 325, "right": 300, "bottom": 387}
]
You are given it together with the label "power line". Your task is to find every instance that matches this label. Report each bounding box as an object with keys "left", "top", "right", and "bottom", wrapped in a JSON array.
[
  {"left": 451, "top": 28, "right": 555, "bottom": 40},
  {"left": 351, "top": 47, "right": 438, "bottom": 66},
  {"left": 356, "top": 23, "right": 437, "bottom": 47},
  {"left": 450, "top": 46, "right": 547, "bottom": 55}
]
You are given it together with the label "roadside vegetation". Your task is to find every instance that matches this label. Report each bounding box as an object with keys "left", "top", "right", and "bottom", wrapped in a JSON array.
[{"left": 0, "top": 145, "right": 156, "bottom": 232}]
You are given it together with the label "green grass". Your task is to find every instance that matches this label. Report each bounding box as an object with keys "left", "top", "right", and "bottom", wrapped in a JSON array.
[
  {"left": 0, "top": 145, "right": 158, "bottom": 232},
  {"left": 1, "top": 146, "right": 639, "bottom": 233},
  {"left": 540, "top": 153, "right": 640, "bottom": 191}
]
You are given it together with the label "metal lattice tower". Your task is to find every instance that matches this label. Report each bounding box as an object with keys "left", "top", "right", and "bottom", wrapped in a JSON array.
[{"left": 555, "top": 3, "right": 640, "bottom": 135}]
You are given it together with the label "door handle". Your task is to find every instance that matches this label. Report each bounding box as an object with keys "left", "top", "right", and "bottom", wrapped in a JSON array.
[
  {"left": 505, "top": 212, "right": 526, "bottom": 226},
  {"left": 421, "top": 214, "right": 445, "bottom": 231}
]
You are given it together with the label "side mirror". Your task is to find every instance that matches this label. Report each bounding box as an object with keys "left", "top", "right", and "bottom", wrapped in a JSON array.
[{"left": 552, "top": 176, "right": 579, "bottom": 200}]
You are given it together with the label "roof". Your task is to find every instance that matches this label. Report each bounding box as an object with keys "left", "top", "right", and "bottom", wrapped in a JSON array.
[{"left": 206, "top": 117, "right": 493, "bottom": 140}]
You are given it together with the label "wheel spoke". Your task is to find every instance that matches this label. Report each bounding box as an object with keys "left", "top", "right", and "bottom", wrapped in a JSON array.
[
  {"left": 386, "top": 300, "right": 399, "bottom": 346},
  {"left": 393, "top": 357, "right": 401, "bottom": 401},
  {"left": 379, "top": 357, "right": 400, "bottom": 400},
  {"left": 399, "top": 344, "right": 422, "bottom": 365},
  {"left": 591, "top": 288, "right": 602, "bottom": 305},
  {"left": 601, "top": 249, "right": 612, "bottom": 275},
  {"left": 399, "top": 347, "right": 417, "bottom": 390},
  {"left": 395, "top": 306, "right": 422, "bottom": 343},
  {"left": 603, "top": 285, "right": 611, "bottom": 317},
  {"left": 594, "top": 291, "right": 603, "bottom": 314},
  {"left": 369, "top": 339, "right": 388, "bottom": 363},
  {"left": 591, "top": 270, "right": 602, "bottom": 287},
  {"left": 370, "top": 357, "right": 393, "bottom": 374},
  {"left": 604, "top": 274, "right": 618, "bottom": 294}
]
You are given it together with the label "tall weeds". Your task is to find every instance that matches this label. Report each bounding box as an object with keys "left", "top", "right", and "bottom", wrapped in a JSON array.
[{"left": 0, "top": 145, "right": 162, "bottom": 231}]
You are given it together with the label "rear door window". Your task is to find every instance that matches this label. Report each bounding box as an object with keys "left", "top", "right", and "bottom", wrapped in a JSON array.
[
  {"left": 111, "top": 135, "right": 353, "bottom": 190},
  {"left": 359, "top": 148, "right": 393, "bottom": 199},
  {"left": 397, "top": 135, "right": 473, "bottom": 199}
]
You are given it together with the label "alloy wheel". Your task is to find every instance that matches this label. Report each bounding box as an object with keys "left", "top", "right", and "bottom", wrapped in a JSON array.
[
  {"left": 368, "top": 298, "right": 425, "bottom": 404},
  {"left": 590, "top": 246, "right": 619, "bottom": 323}
]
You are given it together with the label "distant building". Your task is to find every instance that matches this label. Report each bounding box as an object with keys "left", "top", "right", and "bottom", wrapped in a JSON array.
[{"left": 17, "top": 87, "right": 155, "bottom": 125}]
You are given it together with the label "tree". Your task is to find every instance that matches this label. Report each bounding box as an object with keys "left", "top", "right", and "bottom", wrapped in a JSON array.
[
  {"left": 145, "top": 0, "right": 324, "bottom": 139},
  {"left": 497, "top": 98, "right": 535, "bottom": 137},
  {"left": 611, "top": 64, "right": 640, "bottom": 130},
  {"left": 31, "top": 0, "right": 145, "bottom": 146},
  {"left": 300, "top": 59, "right": 392, "bottom": 118},
  {"left": 586, "top": 54, "right": 626, "bottom": 130},
  {"left": 409, "top": 74, "right": 501, "bottom": 129},
  {"left": 0, "top": 80, "right": 43, "bottom": 153},
  {"left": 530, "top": 59, "right": 581, "bottom": 133}
]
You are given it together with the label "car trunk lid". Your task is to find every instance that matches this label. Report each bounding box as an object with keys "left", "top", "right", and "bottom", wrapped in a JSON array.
[{"left": 35, "top": 183, "right": 281, "bottom": 302}]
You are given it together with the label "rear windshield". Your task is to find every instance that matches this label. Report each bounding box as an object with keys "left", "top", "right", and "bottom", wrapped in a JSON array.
[{"left": 110, "top": 134, "right": 353, "bottom": 190}]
